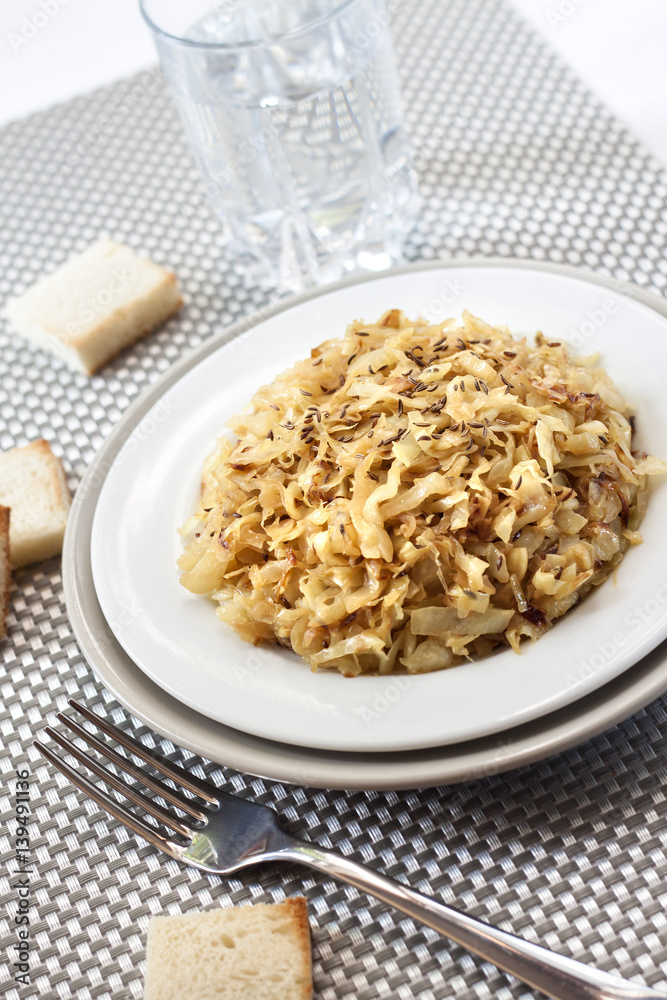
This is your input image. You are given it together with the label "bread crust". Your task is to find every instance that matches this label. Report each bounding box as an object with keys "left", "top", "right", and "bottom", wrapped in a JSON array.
[
  {"left": 281, "top": 897, "right": 313, "bottom": 1000},
  {"left": 0, "top": 439, "right": 71, "bottom": 568},
  {"left": 30, "top": 439, "right": 72, "bottom": 511},
  {"left": 0, "top": 505, "right": 10, "bottom": 639},
  {"left": 82, "top": 280, "right": 183, "bottom": 374},
  {"left": 144, "top": 896, "right": 313, "bottom": 1000}
]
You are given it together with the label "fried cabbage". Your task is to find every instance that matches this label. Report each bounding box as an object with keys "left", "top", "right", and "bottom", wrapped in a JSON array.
[{"left": 178, "top": 310, "right": 666, "bottom": 676}]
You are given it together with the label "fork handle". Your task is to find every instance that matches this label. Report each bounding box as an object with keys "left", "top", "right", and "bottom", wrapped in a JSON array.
[{"left": 281, "top": 841, "right": 665, "bottom": 1000}]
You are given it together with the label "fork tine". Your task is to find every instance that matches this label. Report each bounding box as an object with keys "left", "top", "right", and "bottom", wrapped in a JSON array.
[
  {"left": 56, "top": 712, "right": 209, "bottom": 822},
  {"left": 68, "top": 700, "right": 219, "bottom": 804},
  {"left": 44, "top": 727, "right": 194, "bottom": 841},
  {"left": 35, "top": 740, "right": 185, "bottom": 861}
]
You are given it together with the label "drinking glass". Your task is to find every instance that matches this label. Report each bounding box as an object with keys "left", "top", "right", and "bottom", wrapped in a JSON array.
[{"left": 140, "top": 0, "right": 421, "bottom": 291}]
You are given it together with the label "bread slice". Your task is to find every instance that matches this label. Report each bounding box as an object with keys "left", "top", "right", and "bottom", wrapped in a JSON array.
[
  {"left": 0, "top": 506, "right": 10, "bottom": 638},
  {"left": 5, "top": 239, "right": 183, "bottom": 375},
  {"left": 144, "top": 898, "right": 312, "bottom": 1000},
  {"left": 0, "top": 441, "right": 71, "bottom": 567}
]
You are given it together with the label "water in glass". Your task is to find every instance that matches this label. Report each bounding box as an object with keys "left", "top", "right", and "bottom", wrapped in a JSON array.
[{"left": 152, "top": 0, "right": 420, "bottom": 290}]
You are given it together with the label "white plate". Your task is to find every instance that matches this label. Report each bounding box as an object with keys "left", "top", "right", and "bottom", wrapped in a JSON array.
[
  {"left": 64, "top": 452, "right": 667, "bottom": 789},
  {"left": 90, "top": 260, "right": 667, "bottom": 753},
  {"left": 64, "top": 296, "right": 667, "bottom": 790}
]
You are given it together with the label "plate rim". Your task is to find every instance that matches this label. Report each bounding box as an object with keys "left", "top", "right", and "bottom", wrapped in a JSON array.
[
  {"left": 90, "top": 257, "right": 667, "bottom": 749},
  {"left": 65, "top": 521, "right": 667, "bottom": 789},
  {"left": 64, "top": 256, "right": 667, "bottom": 787}
]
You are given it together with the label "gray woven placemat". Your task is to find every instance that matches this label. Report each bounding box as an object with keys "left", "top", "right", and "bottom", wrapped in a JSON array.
[{"left": 2, "top": 0, "right": 667, "bottom": 996}]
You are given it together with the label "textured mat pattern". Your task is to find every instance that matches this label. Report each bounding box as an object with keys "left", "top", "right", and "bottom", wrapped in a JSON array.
[{"left": 2, "top": 0, "right": 667, "bottom": 996}]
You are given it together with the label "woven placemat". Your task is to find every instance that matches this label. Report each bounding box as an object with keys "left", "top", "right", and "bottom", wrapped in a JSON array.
[{"left": 1, "top": 0, "right": 667, "bottom": 996}]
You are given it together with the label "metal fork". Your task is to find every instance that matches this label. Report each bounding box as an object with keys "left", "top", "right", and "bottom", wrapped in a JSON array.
[{"left": 36, "top": 700, "right": 666, "bottom": 1000}]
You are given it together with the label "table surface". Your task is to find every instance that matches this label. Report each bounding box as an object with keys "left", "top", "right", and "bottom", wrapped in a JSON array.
[
  {"left": 1, "top": 0, "right": 667, "bottom": 164},
  {"left": 1, "top": 0, "right": 667, "bottom": 998}
]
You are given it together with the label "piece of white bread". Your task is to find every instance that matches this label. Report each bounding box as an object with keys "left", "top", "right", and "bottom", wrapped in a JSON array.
[
  {"left": 5, "top": 239, "right": 183, "bottom": 375},
  {"left": 144, "top": 898, "right": 312, "bottom": 1000},
  {"left": 0, "top": 441, "right": 71, "bottom": 567},
  {"left": 0, "top": 506, "right": 10, "bottom": 638}
]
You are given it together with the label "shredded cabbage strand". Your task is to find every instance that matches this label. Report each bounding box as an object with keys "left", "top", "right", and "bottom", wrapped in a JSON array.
[{"left": 178, "top": 310, "right": 666, "bottom": 676}]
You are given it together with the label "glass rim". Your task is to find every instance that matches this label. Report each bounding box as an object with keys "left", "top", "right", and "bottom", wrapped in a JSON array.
[{"left": 139, "top": 0, "right": 360, "bottom": 51}]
